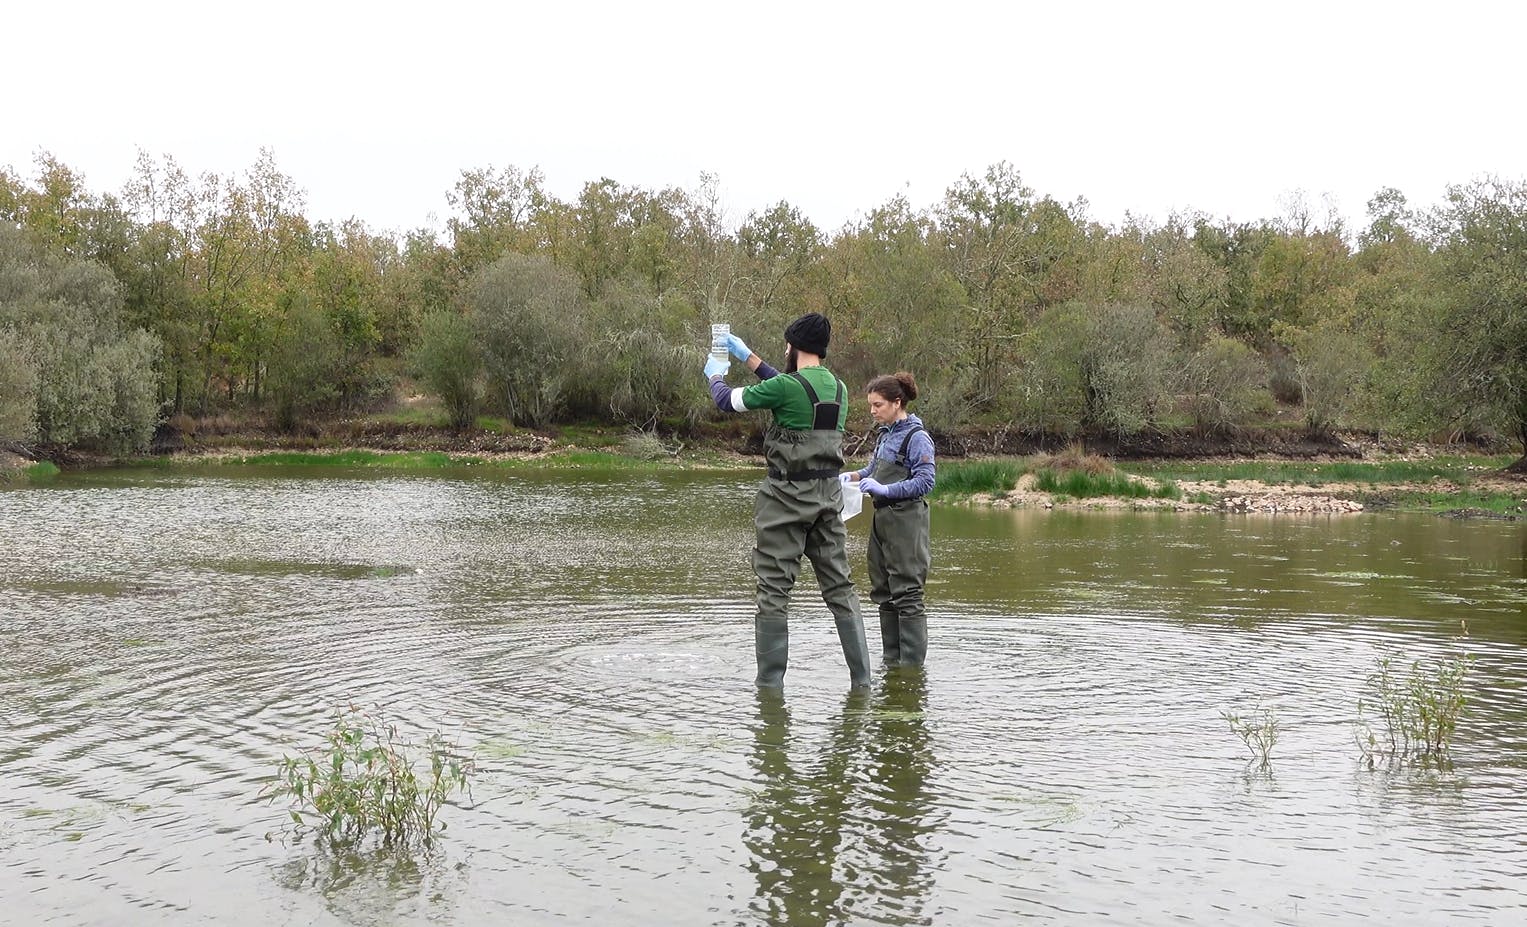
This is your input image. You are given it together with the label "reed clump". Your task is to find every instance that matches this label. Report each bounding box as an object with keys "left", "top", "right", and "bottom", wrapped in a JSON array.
[
  {"left": 931, "top": 459, "right": 1026, "bottom": 499},
  {"left": 1034, "top": 468, "right": 1181, "bottom": 501}
]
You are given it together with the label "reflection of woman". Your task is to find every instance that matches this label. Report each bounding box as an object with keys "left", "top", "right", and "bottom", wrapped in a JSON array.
[
  {"left": 845, "top": 373, "right": 936, "bottom": 666},
  {"left": 861, "top": 670, "right": 939, "bottom": 924},
  {"left": 742, "top": 676, "right": 939, "bottom": 927}
]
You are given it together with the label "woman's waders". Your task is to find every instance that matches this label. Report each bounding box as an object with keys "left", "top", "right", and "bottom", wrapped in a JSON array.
[{"left": 866, "top": 425, "right": 931, "bottom": 665}]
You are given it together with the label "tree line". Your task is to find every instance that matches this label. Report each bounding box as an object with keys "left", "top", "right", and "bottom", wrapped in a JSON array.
[{"left": 1, "top": 150, "right": 1523, "bottom": 462}]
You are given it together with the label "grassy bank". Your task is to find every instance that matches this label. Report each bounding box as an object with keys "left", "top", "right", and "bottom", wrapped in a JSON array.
[
  {"left": 163, "top": 447, "right": 745, "bottom": 473},
  {"left": 19, "top": 432, "right": 1523, "bottom": 518},
  {"left": 1365, "top": 488, "right": 1527, "bottom": 517},
  {"left": 1034, "top": 468, "right": 1182, "bottom": 501},
  {"left": 0, "top": 461, "right": 61, "bottom": 486},
  {"left": 1118, "top": 456, "right": 1515, "bottom": 487},
  {"left": 930, "top": 459, "right": 1027, "bottom": 500}
]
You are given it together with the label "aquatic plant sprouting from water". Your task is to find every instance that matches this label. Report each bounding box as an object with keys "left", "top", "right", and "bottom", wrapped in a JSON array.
[
  {"left": 1356, "top": 654, "right": 1469, "bottom": 767},
  {"left": 265, "top": 705, "right": 473, "bottom": 848},
  {"left": 1222, "top": 704, "right": 1280, "bottom": 767}
]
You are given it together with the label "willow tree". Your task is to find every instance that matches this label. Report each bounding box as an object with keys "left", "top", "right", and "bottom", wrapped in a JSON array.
[{"left": 1428, "top": 178, "right": 1527, "bottom": 469}]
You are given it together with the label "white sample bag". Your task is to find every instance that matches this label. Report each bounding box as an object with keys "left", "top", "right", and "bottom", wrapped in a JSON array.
[{"left": 838, "top": 472, "right": 863, "bottom": 521}]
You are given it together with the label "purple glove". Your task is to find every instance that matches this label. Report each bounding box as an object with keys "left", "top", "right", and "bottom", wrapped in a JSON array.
[{"left": 859, "top": 477, "right": 891, "bottom": 498}]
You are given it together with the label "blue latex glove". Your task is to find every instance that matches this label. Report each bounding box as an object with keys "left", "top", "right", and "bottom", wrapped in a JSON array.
[
  {"left": 859, "top": 477, "right": 891, "bottom": 498},
  {"left": 725, "top": 333, "right": 752, "bottom": 361},
  {"left": 704, "top": 355, "right": 729, "bottom": 379}
]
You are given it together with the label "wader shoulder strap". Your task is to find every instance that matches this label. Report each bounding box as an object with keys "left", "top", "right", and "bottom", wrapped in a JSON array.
[
  {"left": 878, "top": 423, "right": 927, "bottom": 467},
  {"left": 789, "top": 371, "right": 844, "bottom": 431},
  {"left": 897, "top": 424, "right": 927, "bottom": 466}
]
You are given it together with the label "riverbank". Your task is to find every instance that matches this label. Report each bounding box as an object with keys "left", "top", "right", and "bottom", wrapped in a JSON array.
[{"left": 6, "top": 419, "right": 1524, "bottom": 518}]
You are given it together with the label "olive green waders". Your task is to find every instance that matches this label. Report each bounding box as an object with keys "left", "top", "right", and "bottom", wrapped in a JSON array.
[
  {"left": 867, "top": 447, "right": 931, "bottom": 665},
  {"left": 753, "top": 424, "right": 873, "bottom": 688}
]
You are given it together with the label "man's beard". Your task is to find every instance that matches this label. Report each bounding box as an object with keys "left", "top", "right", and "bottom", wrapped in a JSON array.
[{"left": 785, "top": 345, "right": 798, "bottom": 373}]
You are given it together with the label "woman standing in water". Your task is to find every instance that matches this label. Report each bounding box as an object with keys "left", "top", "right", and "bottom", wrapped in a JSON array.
[{"left": 846, "top": 372, "right": 935, "bottom": 666}]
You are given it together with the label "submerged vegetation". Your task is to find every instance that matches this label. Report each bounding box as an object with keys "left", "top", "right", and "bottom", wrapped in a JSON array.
[
  {"left": 266, "top": 705, "right": 473, "bottom": 849},
  {"left": 1222, "top": 704, "right": 1281, "bottom": 768},
  {"left": 1357, "top": 654, "right": 1470, "bottom": 766}
]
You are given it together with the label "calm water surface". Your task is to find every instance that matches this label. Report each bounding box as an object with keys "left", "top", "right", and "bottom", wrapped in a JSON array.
[{"left": 2, "top": 466, "right": 1524, "bottom": 926}]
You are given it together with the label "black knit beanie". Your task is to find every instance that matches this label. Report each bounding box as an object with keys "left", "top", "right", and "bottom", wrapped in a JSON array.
[{"left": 784, "top": 313, "right": 831, "bottom": 357}]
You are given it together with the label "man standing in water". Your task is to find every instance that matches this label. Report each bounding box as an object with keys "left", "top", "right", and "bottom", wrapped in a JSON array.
[{"left": 705, "top": 313, "right": 872, "bottom": 689}]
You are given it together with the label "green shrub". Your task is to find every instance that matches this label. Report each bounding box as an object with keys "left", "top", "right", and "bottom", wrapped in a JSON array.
[
  {"left": 1181, "top": 335, "right": 1272, "bottom": 432},
  {"left": 596, "top": 326, "right": 707, "bottom": 429},
  {"left": 0, "top": 329, "right": 38, "bottom": 441},
  {"left": 411, "top": 311, "right": 481, "bottom": 431},
  {"left": 1222, "top": 703, "right": 1280, "bottom": 768},
  {"left": 1357, "top": 655, "right": 1468, "bottom": 766},
  {"left": 265, "top": 705, "right": 473, "bottom": 848},
  {"left": 1015, "top": 303, "right": 1175, "bottom": 436},
  {"left": 469, "top": 253, "right": 586, "bottom": 428},
  {"left": 0, "top": 226, "right": 161, "bottom": 452},
  {"left": 267, "top": 303, "right": 342, "bottom": 432}
]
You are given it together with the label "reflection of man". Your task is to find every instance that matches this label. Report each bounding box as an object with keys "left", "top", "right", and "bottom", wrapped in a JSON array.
[
  {"left": 742, "top": 673, "right": 939, "bottom": 927},
  {"left": 743, "top": 689, "right": 866, "bottom": 927}
]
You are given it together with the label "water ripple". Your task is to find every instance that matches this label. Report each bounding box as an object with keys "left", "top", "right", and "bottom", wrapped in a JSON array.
[{"left": 1, "top": 470, "right": 1524, "bottom": 925}]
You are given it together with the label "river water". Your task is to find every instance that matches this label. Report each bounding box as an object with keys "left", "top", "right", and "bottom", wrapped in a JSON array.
[{"left": 2, "top": 466, "right": 1524, "bottom": 926}]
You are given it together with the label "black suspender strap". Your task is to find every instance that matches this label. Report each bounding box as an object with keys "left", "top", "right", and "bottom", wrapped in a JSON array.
[
  {"left": 789, "top": 371, "right": 844, "bottom": 431},
  {"left": 790, "top": 371, "right": 820, "bottom": 404},
  {"left": 897, "top": 424, "right": 926, "bottom": 466}
]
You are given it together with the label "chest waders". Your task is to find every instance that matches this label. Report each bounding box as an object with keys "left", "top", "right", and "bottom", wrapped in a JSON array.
[
  {"left": 752, "top": 373, "right": 871, "bottom": 689},
  {"left": 867, "top": 424, "right": 931, "bottom": 665}
]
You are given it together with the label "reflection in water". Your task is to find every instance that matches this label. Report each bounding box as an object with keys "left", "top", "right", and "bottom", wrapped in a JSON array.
[
  {"left": 860, "top": 670, "right": 939, "bottom": 926},
  {"left": 744, "top": 671, "right": 940, "bottom": 927},
  {"left": 273, "top": 844, "right": 463, "bottom": 925}
]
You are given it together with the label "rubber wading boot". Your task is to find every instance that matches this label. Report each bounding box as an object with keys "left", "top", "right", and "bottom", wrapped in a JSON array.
[
  {"left": 899, "top": 617, "right": 928, "bottom": 666},
  {"left": 878, "top": 605, "right": 901, "bottom": 665},
  {"left": 755, "top": 614, "right": 789, "bottom": 688},
  {"left": 836, "top": 612, "right": 873, "bottom": 688}
]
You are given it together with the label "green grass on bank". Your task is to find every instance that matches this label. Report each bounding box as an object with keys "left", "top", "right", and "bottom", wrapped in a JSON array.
[
  {"left": 1370, "top": 488, "right": 1527, "bottom": 517},
  {"left": 1119, "top": 456, "right": 1515, "bottom": 487},
  {"left": 1, "top": 461, "right": 61, "bottom": 485},
  {"left": 199, "top": 448, "right": 714, "bottom": 472},
  {"left": 930, "top": 459, "right": 1028, "bottom": 499},
  {"left": 220, "top": 450, "right": 468, "bottom": 468},
  {"left": 1035, "top": 468, "right": 1182, "bottom": 501}
]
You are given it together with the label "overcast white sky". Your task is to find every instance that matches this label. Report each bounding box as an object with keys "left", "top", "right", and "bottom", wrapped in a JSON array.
[{"left": 5, "top": 0, "right": 1524, "bottom": 236}]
